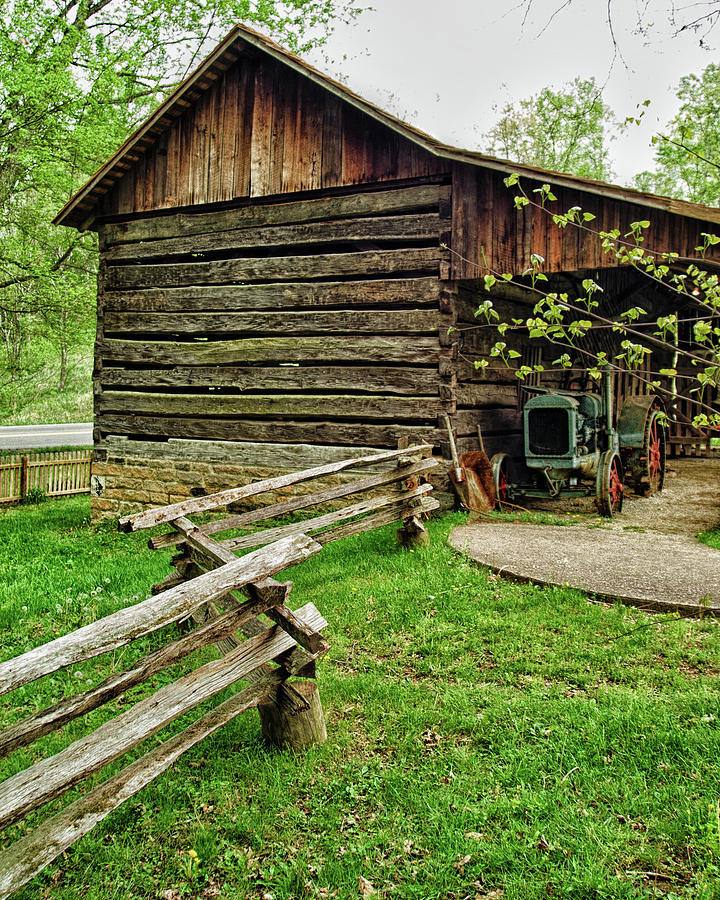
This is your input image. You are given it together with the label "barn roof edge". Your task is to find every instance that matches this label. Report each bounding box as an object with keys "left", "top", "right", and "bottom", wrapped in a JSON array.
[{"left": 53, "top": 23, "right": 720, "bottom": 230}]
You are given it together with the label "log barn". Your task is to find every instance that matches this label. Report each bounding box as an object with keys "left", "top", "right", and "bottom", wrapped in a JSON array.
[{"left": 54, "top": 24, "right": 720, "bottom": 520}]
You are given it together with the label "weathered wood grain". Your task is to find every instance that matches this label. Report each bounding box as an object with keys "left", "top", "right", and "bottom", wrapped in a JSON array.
[
  {"left": 118, "top": 444, "right": 432, "bottom": 531},
  {"left": 104, "top": 213, "right": 441, "bottom": 262},
  {"left": 97, "top": 413, "right": 442, "bottom": 449},
  {"left": 99, "top": 364, "right": 440, "bottom": 396},
  {"left": 0, "top": 678, "right": 280, "bottom": 900},
  {"left": 96, "top": 390, "right": 445, "bottom": 421},
  {"left": 149, "top": 456, "right": 439, "bottom": 549},
  {"left": 221, "top": 483, "right": 434, "bottom": 552},
  {"left": 103, "top": 184, "right": 447, "bottom": 245},
  {"left": 0, "top": 534, "right": 321, "bottom": 695},
  {"left": 0, "top": 594, "right": 278, "bottom": 760},
  {"left": 97, "top": 335, "right": 442, "bottom": 366},
  {"left": 102, "top": 308, "right": 442, "bottom": 337},
  {"left": 315, "top": 496, "right": 439, "bottom": 544},
  {"left": 98, "top": 436, "right": 413, "bottom": 472},
  {"left": 102, "top": 277, "right": 442, "bottom": 312},
  {"left": 455, "top": 383, "right": 519, "bottom": 406},
  {"left": 0, "top": 603, "right": 326, "bottom": 832},
  {"left": 104, "top": 248, "right": 440, "bottom": 290}
]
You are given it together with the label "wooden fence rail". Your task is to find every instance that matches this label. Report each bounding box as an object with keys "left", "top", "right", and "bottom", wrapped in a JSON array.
[
  {"left": 0, "top": 444, "right": 437, "bottom": 897},
  {"left": 0, "top": 532, "right": 328, "bottom": 898},
  {"left": 0, "top": 450, "right": 91, "bottom": 503}
]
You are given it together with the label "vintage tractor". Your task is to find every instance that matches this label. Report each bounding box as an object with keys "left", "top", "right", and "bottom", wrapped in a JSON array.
[{"left": 491, "top": 369, "right": 667, "bottom": 517}]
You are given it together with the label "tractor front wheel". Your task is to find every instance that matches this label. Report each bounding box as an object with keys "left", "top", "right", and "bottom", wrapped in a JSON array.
[{"left": 596, "top": 450, "right": 624, "bottom": 517}]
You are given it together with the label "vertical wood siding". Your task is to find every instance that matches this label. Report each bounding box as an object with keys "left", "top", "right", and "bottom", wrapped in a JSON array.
[
  {"left": 449, "top": 162, "right": 720, "bottom": 278},
  {"left": 101, "top": 57, "right": 444, "bottom": 218}
]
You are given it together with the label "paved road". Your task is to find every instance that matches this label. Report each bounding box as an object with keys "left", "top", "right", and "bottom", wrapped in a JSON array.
[{"left": 0, "top": 423, "right": 92, "bottom": 450}]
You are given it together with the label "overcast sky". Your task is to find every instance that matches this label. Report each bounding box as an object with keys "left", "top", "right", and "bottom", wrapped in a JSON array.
[{"left": 303, "top": 0, "right": 717, "bottom": 187}]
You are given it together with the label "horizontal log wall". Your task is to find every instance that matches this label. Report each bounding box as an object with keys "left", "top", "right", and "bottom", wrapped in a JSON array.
[{"left": 93, "top": 182, "right": 454, "bottom": 518}]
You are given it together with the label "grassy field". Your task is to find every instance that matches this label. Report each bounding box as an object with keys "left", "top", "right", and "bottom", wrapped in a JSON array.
[{"left": 1, "top": 498, "right": 720, "bottom": 900}]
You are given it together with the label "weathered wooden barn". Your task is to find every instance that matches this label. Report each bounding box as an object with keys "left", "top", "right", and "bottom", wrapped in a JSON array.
[{"left": 54, "top": 24, "right": 720, "bottom": 520}]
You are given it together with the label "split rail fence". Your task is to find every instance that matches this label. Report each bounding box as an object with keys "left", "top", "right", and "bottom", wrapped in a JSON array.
[
  {"left": 0, "top": 443, "right": 437, "bottom": 898},
  {"left": 0, "top": 451, "right": 91, "bottom": 503}
]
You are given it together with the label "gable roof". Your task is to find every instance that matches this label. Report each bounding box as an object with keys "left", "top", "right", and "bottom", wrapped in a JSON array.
[{"left": 54, "top": 23, "right": 720, "bottom": 230}]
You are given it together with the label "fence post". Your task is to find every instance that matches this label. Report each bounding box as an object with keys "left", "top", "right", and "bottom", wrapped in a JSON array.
[
  {"left": 20, "top": 456, "right": 28, "bottom": 501},
  {"left": 395, "top": 438, "right": 431, "bottom": 548}
]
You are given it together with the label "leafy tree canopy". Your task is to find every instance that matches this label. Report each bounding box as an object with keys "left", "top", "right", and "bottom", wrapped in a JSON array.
[
  {"left": 0, "top": 0, "right": 361, "bottom": 408},
  {"left": 635, "top": 63, "right": 720, "bottom": 207},
  {"left": 483, "top": 77, "right": 616, "bottom": 182}
]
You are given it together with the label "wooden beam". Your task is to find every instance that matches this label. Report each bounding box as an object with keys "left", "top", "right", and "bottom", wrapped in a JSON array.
[
  {"left": 0, "top": 678, "right": 280, "bottom": 900},
  {"left": 221, "top": 484, "right": 434, "bottom": 551},
  {"left": 0, "top": 535, "right": 321, "bottom": 695},
  {"left": 0, "top": 594, "right": 280, "bottom": 760},
  {"left": 104, "top": 213, "right": 441, "bottom": 261},
  {"left": 149, "top": 457, "right": 439, "bottom": 549},
  {"left": 102, "top": 184, "right": 446, "bottom": 244},
  {"left": 98, "top": 335, "right": 442, "bottom": 366},
  {"left": 102, "top": 308, "right": 443, "bottom": 337},
  {"left": 102, "top": 277, "right": 442, "bottom": 313},
  {"left": 99, "top": 364, "right": 440, "bottom": 396},
  {"left": 96, "top": 391, "right": 446, "bottom": 421},
  {"left": 104, "top": 248, "right": 440, "bottom": 290}
]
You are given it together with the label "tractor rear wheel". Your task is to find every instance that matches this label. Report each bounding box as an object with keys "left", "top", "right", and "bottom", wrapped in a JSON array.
[
  {"left": 490, "top": 452, "right": 510, "bottom": 509},
  {"left": 626, "top": 408, "right": 666, "bottom": 495},
  {"left": 596, "top": 450, "right": 624, "bottom": 517}
]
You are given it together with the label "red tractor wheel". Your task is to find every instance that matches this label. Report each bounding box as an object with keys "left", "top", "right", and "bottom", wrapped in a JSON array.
[
  {"left": 490, "top": 452, "right": 510, "bottom": 509},
  {"left": 628, "top": 408, "right": 667, "bottom": 495},
  {"left": 596, "top": 450, "right": 624, "bottom": 517}
]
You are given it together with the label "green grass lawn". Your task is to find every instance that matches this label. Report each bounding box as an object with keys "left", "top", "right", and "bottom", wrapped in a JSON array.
[{"left": 1, "top": 498, "right": 720, "bottom": 900}]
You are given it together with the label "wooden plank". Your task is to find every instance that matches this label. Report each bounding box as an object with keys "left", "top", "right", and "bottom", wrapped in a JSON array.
[
  {"left": 322, "top": 93, "right": 343, "bottom": 189},
  {"left": 316, "top": 495, "right": 439, "bottom": 544},
  {"left": 0, "top": 593, "right": 280, "bottom": 760},
  {"left": 96, "top": 391, "right": 445, "bottom": 421},
  {"left": 149, "top": 457, "right": 439, "bottom": 549},
  {"left": 102, "top": 307, "right": 443, "bottom": 337},
  {"left": 98, "top": 335, "right": 442, "bottom": 366},
  {"left": 104, "top": 248, "right": 440, "bottom": 290},
  {"left": 0, "top": 678, "right": 279, "bottom": 900},
  {"left": 118, "top": 444, "right": 432, "bottom": 531},
  {"left": 102, "top": 184, "right": 447, "bottom": 245},
  {"left": 249, "top": 62, "right": 274, "bottom": 197},
  {"left": 97, "top": 414, "right": 442, "bottom": 449},
  {"left": 455, "top": 383, "right": 519, "bottom": 407},
  {"left": 98, "top": 436, "right": 411, "bottom": 472},
  {"left": 0, "top": 535, "right": 321, "bottom": 695},
  {"left": 103, "top": 213, "right": 441, "bottom": 262},
  {"left": 221, "top": 484, "right": 434, "bottom": 552},
  {"left": 99, "top": 364, "right": 440, "bottom": 396},
  {"left": 0, "top": 603, "right": 327, "bottom": 832},
  {"left": 103, "top": 277, "right": 443, "bottom": 312}
]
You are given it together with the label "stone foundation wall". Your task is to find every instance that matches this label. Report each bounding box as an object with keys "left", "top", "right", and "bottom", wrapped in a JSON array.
[{"left": 90, "top": 439, "right": 454, "bottom": 523}]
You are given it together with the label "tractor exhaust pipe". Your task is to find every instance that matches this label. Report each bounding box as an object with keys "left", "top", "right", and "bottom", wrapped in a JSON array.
[{"left": 603, "top": 366, "right": 614, "bottom": 433}]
